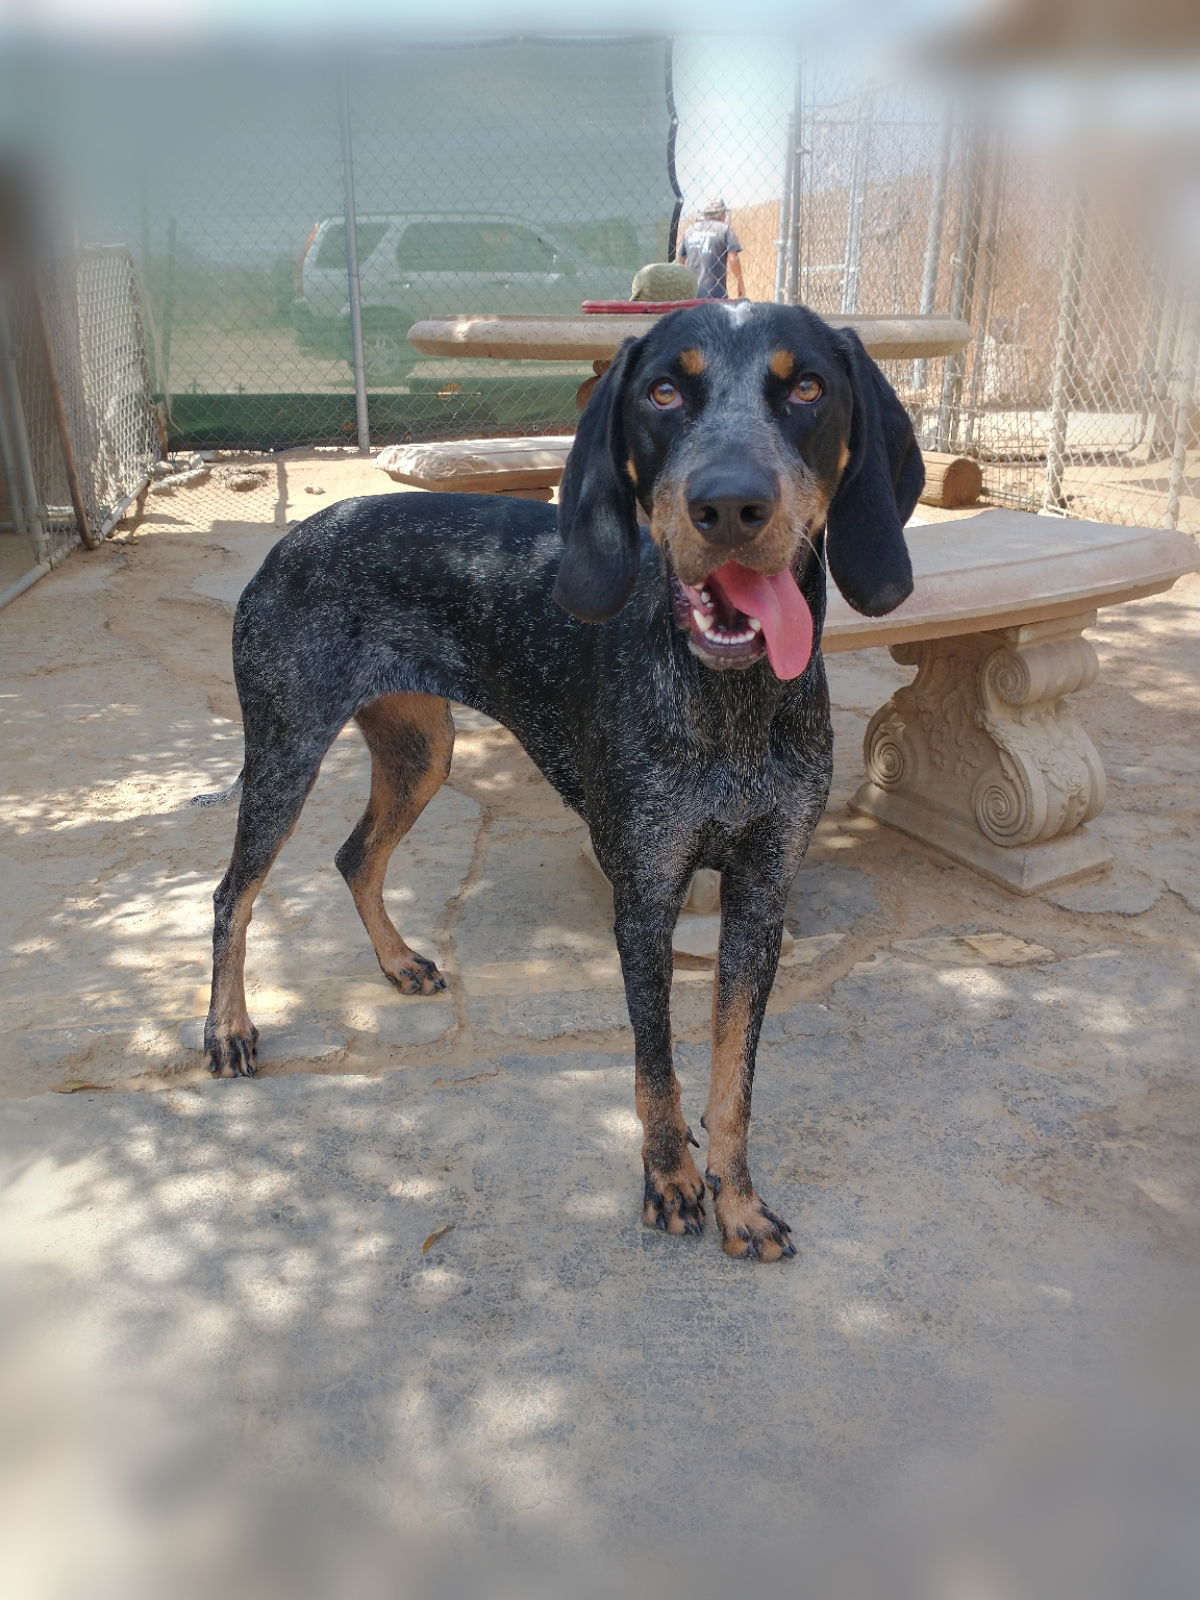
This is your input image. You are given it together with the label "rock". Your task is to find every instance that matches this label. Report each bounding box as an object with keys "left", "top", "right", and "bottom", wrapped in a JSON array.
[
  {"left": 466, "top": 989, "right": 631, "bottom": 1040},
  {"left": 342, "top": 999, "right": 455, "bottom": 1048},
  {"left": 892, "top": 932, "right": 1056, "bottom": 966},
  {"left": 218, "top": 469, "right": 270, "bottom": 493},
  {"left": 777, "top": 932, "right": 843, "bottom": 968},
  {"left": 672, "top": 913, "right": 800, "bottom": 962},
  {"left": 786, "top": 860, "right": 880, "bottom": 935},
  {"left": 178, "top": 1017, "right": 348, "bottom": 1063},
  {"left": 1142, "top": 844, "right": 1200, "bottom": 914},
  {"left": 1045, "top": 870, "right": 1164, "bottom": 916},
  {"left": 758, "top": 1002, "right": 844, "bottom": 1043}
]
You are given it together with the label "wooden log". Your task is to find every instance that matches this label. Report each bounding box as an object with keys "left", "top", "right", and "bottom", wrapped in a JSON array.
[{"left": 920, "top": 451, "right": 984, "bottom": 509}]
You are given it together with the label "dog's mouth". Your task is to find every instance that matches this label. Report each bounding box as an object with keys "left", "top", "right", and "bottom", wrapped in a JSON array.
[{"left": 670, "top": 561, "right": 814, "bottom": 679}]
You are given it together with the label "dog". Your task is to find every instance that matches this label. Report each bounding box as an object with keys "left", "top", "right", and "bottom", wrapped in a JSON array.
[{"left": 198, "top": 301, "right": 922, "bottom": 1261}]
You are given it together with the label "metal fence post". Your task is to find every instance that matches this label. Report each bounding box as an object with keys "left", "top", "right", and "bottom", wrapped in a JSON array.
[
  {"left": 0, "top": 283, "right": 49, "bottom": 567},
  {"left": 337, "top": 63, "right": 371, "bottom": 454},
  {"left": 913, "top": 107, "right": 953, "bottom": 393},
  {"left": 1164, "top": 296, "right": 1198, "bottom": 531},
  {"left": 1042, "top": 184, "right": 1088, "bottom": 512},
  {"left": 936, "top": 121, "right": 986, "bottom": 452},
  {"left": 0, "top": 347, "right": 26, "bottom": 537},
  {"left": 786, "top": 63, "right": 804, "bottom": 306},
  {"left": 840, "top": 88, "right": 873, "bottom": 315},
  {"left": 774, "top": 107, "right": 796, "bottom": 304}
]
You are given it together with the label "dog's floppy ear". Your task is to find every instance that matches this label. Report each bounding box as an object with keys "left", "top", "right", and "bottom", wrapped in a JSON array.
[
  {"left": 825, "top": 329, "right": 921, "bottom": 617},
  {"left": 554, "top": 336, "right": 643, "bottom": 622}
]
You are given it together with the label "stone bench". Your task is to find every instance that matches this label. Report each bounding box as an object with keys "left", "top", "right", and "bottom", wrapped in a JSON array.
[
  {"left": 831, "top": 509, "right": 1197, "bottom": 894},
  {"left": 376, "top": 435, "right": 573, "bottom": 502},
  {"left": 579, "top": 509, "right": 1196, "bottom": 911}
]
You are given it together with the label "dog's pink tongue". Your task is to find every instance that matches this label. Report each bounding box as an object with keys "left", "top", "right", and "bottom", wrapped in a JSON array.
[{"left": 710, "top": 562, "right": 813, "bottom": 680}]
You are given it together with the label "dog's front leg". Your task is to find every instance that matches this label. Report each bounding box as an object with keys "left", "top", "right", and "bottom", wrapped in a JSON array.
[
  {"left": 704, "top": 865, "right": 796, "bottom": 1261},
  {"left": 612, "top": 875, "right": 706, "bottom": 1238}
]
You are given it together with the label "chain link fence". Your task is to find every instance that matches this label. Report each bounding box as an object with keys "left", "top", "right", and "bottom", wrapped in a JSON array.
[
  {"left": 1, "top": 236, "right": 159, "bottom": 595},
  {"left": 1, "top": 36, "right": 1196, "bottom": 543},
  {"left": 729, "top": 65, "right": 1197, "bottom": 532}
]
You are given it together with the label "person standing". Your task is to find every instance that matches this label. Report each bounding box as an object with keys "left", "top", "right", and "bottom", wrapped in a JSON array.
[{"left": 677, "top": 195, "right": 745, "bottom": 301}]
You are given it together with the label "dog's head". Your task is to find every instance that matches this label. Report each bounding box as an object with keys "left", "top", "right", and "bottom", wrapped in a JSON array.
[{"left": 554, "top": 301, "right": 922, "bottom": 680}]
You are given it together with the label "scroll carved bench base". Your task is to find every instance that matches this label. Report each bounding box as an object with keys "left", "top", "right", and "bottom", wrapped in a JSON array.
[{"left": 850, "top": 612, "right": 1112, "bottom": 895}]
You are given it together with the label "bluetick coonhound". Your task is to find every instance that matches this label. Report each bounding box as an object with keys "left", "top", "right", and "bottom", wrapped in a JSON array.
[{"left": 198, "top": 301, "right": 922, "bottom": 1260}]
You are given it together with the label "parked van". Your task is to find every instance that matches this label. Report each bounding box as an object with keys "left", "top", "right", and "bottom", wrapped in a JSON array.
[{"left": 293, "top": 213, "right": 632, "bottom": 381}]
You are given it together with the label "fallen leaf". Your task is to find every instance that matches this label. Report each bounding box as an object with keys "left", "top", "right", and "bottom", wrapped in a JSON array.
[
  {"left": 52, "top": 1080, "right": 111, "bottom": 1094},
  {"left": 421, "top": 1222, "right": 456, "bottom": 1254}
]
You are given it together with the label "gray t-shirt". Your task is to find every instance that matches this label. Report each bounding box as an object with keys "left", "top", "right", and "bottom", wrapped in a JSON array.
[{"left": 679, "top": 218, "right": 742, "bottom": 299}]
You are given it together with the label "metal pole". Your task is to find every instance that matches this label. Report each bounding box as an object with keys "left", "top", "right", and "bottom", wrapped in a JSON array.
[
  {"left": 840, "top": 88, "right": 873, "bottom": 315},
  {"left": 1164, "top": 296, "right": 1198, "bottom": 530},
  {"left": 936, "top": 120, "right": 986, "bottom": 452},
  {"left": 337, "top": 63, "right": 370, "bottom": 454},
  {"left": 913, "top": 106, "right": 953, "bottom": 393},
  {"left": 961, "top": 154, "right": 1002, "bottom": 456},
  {"left": 160, "top": 217, "right": 178, "bottom": 402},
  {"left": 0, "top": 349, "right": 26, "bottom": 539},
  {"left": 774, "top": 107, "right": 796, "bottom": 304},
  {"left": 0, "top": 284, "right": 49, "bottom": 566},
  {"left": 786, "top": 63, "right": 804, "bottom": 306},
  {"left": 1042, "top": 183, "right": 1088, "bottom": 512},
  {"left": 1145, "top": 280, "right": 1181, "bottom": 461},
  {"left": 32, "top": 268, "right": 98, "bottom": 548}
]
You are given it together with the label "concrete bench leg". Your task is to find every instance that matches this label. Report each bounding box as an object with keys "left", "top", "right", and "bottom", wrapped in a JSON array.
[{"left": 850, "top": 611, "right": 1112, "bottom": 894}]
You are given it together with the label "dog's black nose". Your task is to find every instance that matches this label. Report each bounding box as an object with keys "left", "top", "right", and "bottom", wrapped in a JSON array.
[{"left": 686, "top": 465, "right": 779, "bottom": 548}]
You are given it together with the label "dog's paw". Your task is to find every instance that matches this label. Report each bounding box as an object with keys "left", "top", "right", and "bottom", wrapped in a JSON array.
[
  {"left": 382, "top": 952, "right": 446, "bottom": 996},
  {"left": 205, "top": 1022, "right": 259, "bottom": 1079},
  {"left": 707, "top": 1175, "right": 795, "bottom": 1262},
  {"left": 642, "top": 1155, "right": 707, "bottom": 1237}
]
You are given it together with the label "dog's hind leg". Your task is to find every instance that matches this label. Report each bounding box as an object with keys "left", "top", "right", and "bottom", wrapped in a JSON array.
[
  {"left": 335, "top": 693, "right": 455, "bottom": 997},
  {"left": 205, "top": 733, "right": 332, "bottom": 1078}
]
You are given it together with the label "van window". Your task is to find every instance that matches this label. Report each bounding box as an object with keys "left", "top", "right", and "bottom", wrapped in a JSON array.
[
  {"left": 396, "top": 222, "right": 558, "bottom": 273},
  {"left": 315, "top": 223, "right": 387, "bottom": 270},
  {"left": 395, "top": 223, "right": 472, "bottom": 271},
  {"left": 482, "top": 227, "right": 558, "bottom": 272}
]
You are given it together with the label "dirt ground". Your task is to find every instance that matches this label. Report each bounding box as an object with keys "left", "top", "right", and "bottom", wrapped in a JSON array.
[
  {"left": 1, "top": 452, "right": 1198, "bottom": 1112},
  {"left": 4, "top": 454, "right": 1199, "bottom": 1593}
]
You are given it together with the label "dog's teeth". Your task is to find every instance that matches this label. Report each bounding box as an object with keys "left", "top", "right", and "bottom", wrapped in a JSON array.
[
  {"left": 692, "top": 608, "right": 713, "bottom": 634},
  {"left": 748, "top": 618, "right": 762, "bottom": 633},
  {"left": 701, "top": 589, "right": 712, "bottom": 603}
]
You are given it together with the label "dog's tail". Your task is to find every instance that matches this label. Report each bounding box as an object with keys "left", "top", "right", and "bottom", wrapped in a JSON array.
[{"left": 187, "top": 770, "right": 243, "bottom": 809}]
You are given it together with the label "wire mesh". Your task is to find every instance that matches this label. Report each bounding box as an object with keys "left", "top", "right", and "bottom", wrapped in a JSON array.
[
  {"left": 52, "top": 248, "right": 160, "bottom": 538},
  {"left": 4, "top": 270, "right": 75, "bottom": 569},
  {"left": 2, "top": 36, "right": 1193, "bottom": 538}
]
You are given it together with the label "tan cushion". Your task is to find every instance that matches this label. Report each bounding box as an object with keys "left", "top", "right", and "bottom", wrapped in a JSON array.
[{"left": 376, "top": 435, "right": 573, "bottom": 493}]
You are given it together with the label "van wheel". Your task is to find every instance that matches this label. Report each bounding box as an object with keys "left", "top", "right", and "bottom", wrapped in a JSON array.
[{"left": 357, "top": 322, "right": 416, "bottom": 384}]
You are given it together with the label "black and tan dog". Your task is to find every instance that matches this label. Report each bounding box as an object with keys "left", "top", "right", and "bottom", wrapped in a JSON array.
[{"left": 198, "top": 301, "right": 921, "bottom": 1261}]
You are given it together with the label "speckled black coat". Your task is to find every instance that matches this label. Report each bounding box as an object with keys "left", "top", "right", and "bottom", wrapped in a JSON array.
[{"left": 203, "top": 301, "right": 923, "bottom": 1260}]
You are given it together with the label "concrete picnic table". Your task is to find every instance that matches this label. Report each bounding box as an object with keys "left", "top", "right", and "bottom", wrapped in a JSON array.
[{"left": 406, "top": 311, "right": 973, "bottom": 365}]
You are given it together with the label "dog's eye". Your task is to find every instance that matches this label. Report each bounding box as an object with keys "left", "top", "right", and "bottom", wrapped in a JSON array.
[
  {"left": 648, "top": 379, "right": 683, "bottom": 410},
  {"left": 789, "top": 376, "right": 823, "bottom": 405}
]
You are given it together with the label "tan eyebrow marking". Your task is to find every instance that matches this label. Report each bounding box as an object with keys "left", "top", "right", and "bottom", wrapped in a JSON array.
[
  {"left": 769, "top": 349, "right": 795, "bottom": 381},
  {"left": 626, "top": 456, "right": 638, "bottom": 483},
  {"left": 678, "top": 348, "right": 705, "bottom": 376}
]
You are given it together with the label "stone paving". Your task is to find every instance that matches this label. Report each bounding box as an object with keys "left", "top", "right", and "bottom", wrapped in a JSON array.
[{"left": 1, "top": 456, "right": 1197, "bottom": 1594}]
